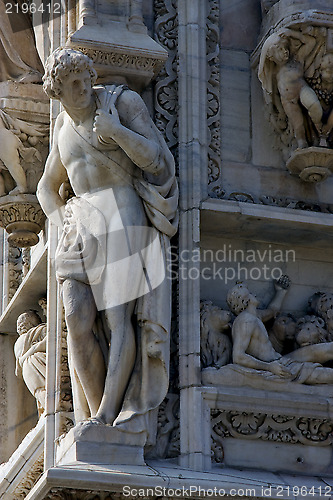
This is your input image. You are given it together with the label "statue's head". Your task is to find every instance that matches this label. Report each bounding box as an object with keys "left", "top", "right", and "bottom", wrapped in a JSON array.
[
  {"left": 320, "top": 53, "right": 333, "bottom": 84},
  {"left": 43, "top": 48, "right": 97, "bottom": 100},
  {"left": 226, "top": 283, "right": 254, "bottom": 315},
  {"left": 265, "top": 34, "right": 289, "bottom": 64},
  {"left": 271, "top": 314, "right": 296, "bottom": 341},
  {"left": 17, "top": 310, "right": 41, "bottom": 336},
  {"left": 200, "top": 301, "right": 232, "bottom": 333},
  {"left": 309, "top": 291, "right": 333, "bottom": 333},
  {"left": 295, "top": 315, "right": 327, "bottom": 347}
]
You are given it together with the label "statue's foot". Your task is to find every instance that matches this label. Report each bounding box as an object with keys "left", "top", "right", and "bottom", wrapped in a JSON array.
[
  {"left": 87, "top": 416, "right": 106, "bottom": 425},
  {"left": 17, "top": 72, "right": 43, "bottom": 84},
  {"left": 95, "top": 410, "right": 116, "bottom": 426},
  {"left": 9, "top": 186, "right": 27, "bottom": 195}
]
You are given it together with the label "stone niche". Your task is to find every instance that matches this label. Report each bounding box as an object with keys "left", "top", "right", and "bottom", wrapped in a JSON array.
[{"left": 199, "top": 207, "right": 333, "bottom": 475}]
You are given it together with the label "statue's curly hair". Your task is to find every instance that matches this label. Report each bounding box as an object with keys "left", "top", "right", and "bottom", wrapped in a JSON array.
[
  {"left": 17, "top": 310, "right": 41, "bottom": 335},
  {"left": 226, "top": 283, "right": 250, "bottom": 316},
  {"left": 43, "top": 47, "right": 97, "bottom": 99}
]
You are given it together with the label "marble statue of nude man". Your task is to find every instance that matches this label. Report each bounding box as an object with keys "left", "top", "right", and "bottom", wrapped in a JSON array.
[
  {"left": 37, "top": 48, "right": 178, "bottom": 441},
  {"left": 227, "top": 278, "right": 333, "bottom": 384}
]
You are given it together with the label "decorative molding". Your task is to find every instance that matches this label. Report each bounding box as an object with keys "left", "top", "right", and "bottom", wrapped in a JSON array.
[
  {"left": 209, "top": 190, "right": 333, "bottom": 214},
  {"left": 80, "top": 46, "right": 163, "bottom": 74},
  {"left": 147, "top": 392, "right": 180, "bottom": 459},
  {"left": 12, "top": 453, "right": 44, "bottom": 499},
  {"left": 211, "top": 409, "right": 333, "bottom": 461},
  {"left": 154, "top": 0, "right": 178, "bottom": 160},
  {"left": 153, "top": 0, "right": 180, "bottom": 459},
  {"left": 44, "top": 489, "right": 122, "bottom": 500},
  {"left": 22, "top": 247, "right": 31, "bottom": 278},
  {"left": 206, "top": 0, "right": 222, "bottom": 194},
  {"left": 8, "top": 245, "right": 22, "bottom": 300}
]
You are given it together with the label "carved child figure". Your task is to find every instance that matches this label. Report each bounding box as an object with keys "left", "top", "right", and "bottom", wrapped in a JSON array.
[
  {"left": 295, "top": 315, "right": 328, "bottom": 348},
  {"left": 268, "top": 314, "right": 296, "bottom": 354},
  {"left": 315, "top": 53, "right": 333, "bottom": 144},
  {"left": 14, "top": 310, "right": 47, "bottom": 416},
  {"left": 200, "top": 301, "right": 232, "bottom": 368},
  {"left": 259, "top": 28, "right": 323, "bottom": 148}
]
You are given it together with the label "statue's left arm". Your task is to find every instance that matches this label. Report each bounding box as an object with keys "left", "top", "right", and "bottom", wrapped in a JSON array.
[
  {"left": 93, "top": 90, "right": 163, "bottom": 175},
  {"left": 259, "top": 275, "right": 291, "bottom": 322},
  {"left": 19, "top": 337, "right": 47, "bottom": 365}
]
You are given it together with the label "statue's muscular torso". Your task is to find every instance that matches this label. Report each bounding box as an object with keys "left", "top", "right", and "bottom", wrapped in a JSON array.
[
  {"left": 56, "top": 105, "right": 147, "bottom": 227},
  {"left": 233, "top": 312, "right": 281, "bottom": 363}
]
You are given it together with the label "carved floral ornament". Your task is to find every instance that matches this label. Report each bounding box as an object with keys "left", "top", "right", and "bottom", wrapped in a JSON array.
[
  {"left": 211, "top": 410, "right": 333, "bottom": 463},
  {"left": 0, "top": 198, "right": 46, "bottom": 247},
  {"left": 256, "top": 2, "right": 333, "bottom": 182}
]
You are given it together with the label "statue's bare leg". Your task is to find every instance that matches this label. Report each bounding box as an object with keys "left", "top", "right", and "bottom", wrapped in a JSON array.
[
  {"left": 62, "top": 278, "right": 106, "bottom": 420},
  {"left": 282, "top": 99, "right": 308, "bottom": 149},
  {"left": 305, "top": 367, "right": 333, "bottom": 384},
  {"left": 95, "top": 300, "right": 136, "bottom": 425},
  {"left": 288, "top": 342, "right": 333, "bottom": 363}
]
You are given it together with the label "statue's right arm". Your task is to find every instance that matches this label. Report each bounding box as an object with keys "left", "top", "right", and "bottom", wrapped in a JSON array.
[{"left": 37, "top": 113, "right": 68, "bottom": 229}]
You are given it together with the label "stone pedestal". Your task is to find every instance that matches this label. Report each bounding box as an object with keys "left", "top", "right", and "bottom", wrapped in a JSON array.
[
  {"left": 286, "top": 147, "right": 333, "bottom": 182},
  {"left": 0, "top": 194, "right": 46, "bottom": 247},
  {"left": 56, "top": 422, "right": 147, "bottom": 466}
]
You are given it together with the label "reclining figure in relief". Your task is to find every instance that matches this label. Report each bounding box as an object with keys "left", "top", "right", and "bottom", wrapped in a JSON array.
[{"left": 202, "top": 277, "right": 333, "bottom": 385}]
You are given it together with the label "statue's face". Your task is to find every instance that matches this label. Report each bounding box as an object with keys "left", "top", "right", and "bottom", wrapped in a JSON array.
[
  {"left": 321, "top": 56, "right": 333, "bottom": 83},
  {"left": 273, "top": 315, "right": 296, "bottom": 340},
  {"left": 269, "top": 39, "right": 289, "bottom": 64},
  {"left": 60, "top": 69, "right": 93, "bottom": 110}
]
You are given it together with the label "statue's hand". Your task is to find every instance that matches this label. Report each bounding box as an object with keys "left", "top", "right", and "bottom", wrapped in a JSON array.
[
  {"left": 274, "top": 274, "right": 291, "bottom": 291},
  {"left": 93, "top": 107, "right": 121, "bottom": 138},
  {"left": 269, "top": 360, "right": 291, "bottom": 378}
]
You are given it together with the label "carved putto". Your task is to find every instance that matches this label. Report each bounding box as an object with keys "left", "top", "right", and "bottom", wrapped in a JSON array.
[{"left": 257, "top": 22, "right": 333, "bottom": 182}]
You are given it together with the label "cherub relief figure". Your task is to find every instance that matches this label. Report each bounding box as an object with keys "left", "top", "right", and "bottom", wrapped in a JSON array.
[
  {"left": 258, "top": 27, "right": 325, "bottom": 149},
  {"left": 268, "top": 314, "right": 296, "bottom": 354},
  {"left": 14, "top": 310, "right": 46, "bottom": 416},
  {"left": 307, "top": 53, "right": 333, "bottom": 146},
  {"left": 295, "top": 315, "right": 328, "bottom": 348},
  {"left": 200, "top": 301, "right": 232, "bottom": 368},
  {"left": 0, "top": 4, "right": 48, "bottom": 196},
  {"left": 309, "top": 291, "right": 333, "bottom": 340},
  {"left": 0, "top": 109, "right": 47, "bottom": 195}
]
